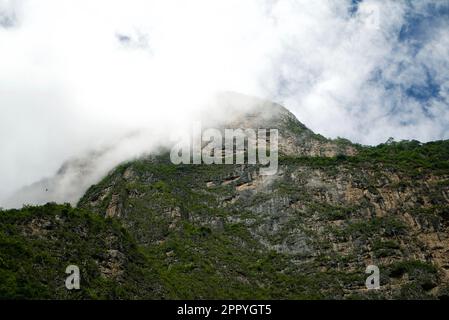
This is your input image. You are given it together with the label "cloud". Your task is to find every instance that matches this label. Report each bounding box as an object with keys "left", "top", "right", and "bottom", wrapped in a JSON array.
[
  {"left": 261, "top": 0, "right": 449, "bottom": 143},
  {"left": 0, "top": 0, "right": 448, "bottom": 206}
]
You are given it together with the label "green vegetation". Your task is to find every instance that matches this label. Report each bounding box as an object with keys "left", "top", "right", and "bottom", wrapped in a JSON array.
[
  {"left": 2, "top": 134, "right": 449, "bottom": 299},
  {"left": 331, "top": 216, "right": 408, "bottom": 241},
  {"left": 0, "top": 203, "right": 163, "bottom": 299},
  {"left": 280, "top": 139, "right": 449, "bottom": 176},
  {"left": 387, "top": 260, "right": 439, "bottom": 298},
  {"left": 372, "top": 240, "right": 401, "bottom": 258}
]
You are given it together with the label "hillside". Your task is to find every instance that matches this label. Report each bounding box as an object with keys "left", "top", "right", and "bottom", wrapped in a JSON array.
[
  {"left": 1, "top": 94, "right": 449, "bottom": 299},
  {"left": 0, "top": 203, "right": 165, "bottom": 299}
]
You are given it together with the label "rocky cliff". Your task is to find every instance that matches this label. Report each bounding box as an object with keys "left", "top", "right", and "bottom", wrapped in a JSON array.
[{"left": 1, "top": 94, "right": 449, "bottom": 299}]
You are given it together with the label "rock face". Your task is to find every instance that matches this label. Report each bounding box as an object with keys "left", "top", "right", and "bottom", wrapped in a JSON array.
[
  {"left": 1, "top": 93, "right": 449, "bottom": 299},
  {"left": 203, "top": 92, "right": 358, "bottom": 157},
  {"left": 77, "top": 94, "right": 449, "bottom": 299}
]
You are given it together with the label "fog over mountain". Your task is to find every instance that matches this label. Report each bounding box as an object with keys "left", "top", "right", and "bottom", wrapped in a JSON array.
[
  {"left": 1, "top": 0, "right": 449, "bottom": 207},
  {"left": 2, "top": 93, "right": 266, "bottom": 208}
]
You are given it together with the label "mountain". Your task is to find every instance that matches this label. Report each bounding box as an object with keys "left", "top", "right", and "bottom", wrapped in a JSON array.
[
  {"left": 1, "top": 93, "right": 449, "bottom": 299},
  {"left": 2, "top": 93, "right": 355, "bottom": 208}
]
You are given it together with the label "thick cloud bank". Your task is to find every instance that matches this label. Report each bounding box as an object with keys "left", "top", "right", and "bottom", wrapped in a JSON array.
[{"left": 1, "top": 0, "right": 448, "bottom": 206}]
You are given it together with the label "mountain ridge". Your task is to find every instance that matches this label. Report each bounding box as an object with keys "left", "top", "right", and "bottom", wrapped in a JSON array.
[
  {"left": 2, "top": 92, "right": 357, "bottom": 209},
  {"left": 1, "top": 93, "right": 449, "bottom": 299}
]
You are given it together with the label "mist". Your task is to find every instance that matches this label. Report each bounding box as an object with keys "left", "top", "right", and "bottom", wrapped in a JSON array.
[{"left": 1, "top": 0, "right": 449, "bottom": 207}]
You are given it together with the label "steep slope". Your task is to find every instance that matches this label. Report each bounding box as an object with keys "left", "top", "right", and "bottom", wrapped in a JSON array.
[
  {"left": 202, "top": 92, "right": 358, "bottom": 157},
  {"left": 0, "top": 203, "right": 165, "bottom": 299},
  {"left": 2, "top": 92, "right": 355, "bottom": 209},
  {"left": 77, "top": 96, "right": 449, "bottom": 299},
  {"left": 1, "top": 93, "right": 448, "bottom": 299}
]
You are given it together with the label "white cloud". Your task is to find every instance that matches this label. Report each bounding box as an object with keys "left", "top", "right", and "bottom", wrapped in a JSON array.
[{"left": 0, "top": 0, "right": 448, "bottom": 206}]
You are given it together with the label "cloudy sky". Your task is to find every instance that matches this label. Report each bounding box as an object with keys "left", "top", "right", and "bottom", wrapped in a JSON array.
[{"left": 1, "top": 0, "right": 449, "bottom": 205}]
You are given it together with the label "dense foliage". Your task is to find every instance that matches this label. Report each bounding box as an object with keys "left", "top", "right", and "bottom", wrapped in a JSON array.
[{"left": 0, "top": 203, "right": 163, "bottom": 299}]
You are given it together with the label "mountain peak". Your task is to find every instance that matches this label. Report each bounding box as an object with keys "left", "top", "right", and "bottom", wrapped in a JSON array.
[
  {"left": 206, "top": 92, "right": 357, "bottom": 157},
  {"left": 3, "top": 93, "right": 356, "bottom": 209}
]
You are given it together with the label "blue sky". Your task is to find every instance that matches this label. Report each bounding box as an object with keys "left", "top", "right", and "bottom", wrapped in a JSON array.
[
  {"left": 262, "top": 0, "right": 449, "bottom": 144},
  {"left": 392, "top": 2, "right": 448, "bottom": 108}
]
